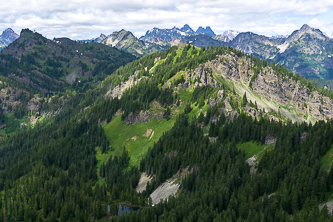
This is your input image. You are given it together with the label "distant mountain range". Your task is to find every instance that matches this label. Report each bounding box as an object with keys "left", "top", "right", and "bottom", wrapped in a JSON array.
[
  {"left": 78, "top": 33, "right": 107, "bottom": 43},
  {"left": 3, "top": 24, "right": 333, "bottom": 79},
  {"left": 101, "top": 29, "right": 169, "bottom": 57},
  {"left": 136, "top": 24, "right": 333, "bottom": 79},
  {"left": 0, "top": 28, "right": 19, "bottom": 50},
  {"left": 228, "top": 24, "right": 333, "bottom": 79},
  {"left": 139, "top": 24, "right": 195, "bottom": 42}
]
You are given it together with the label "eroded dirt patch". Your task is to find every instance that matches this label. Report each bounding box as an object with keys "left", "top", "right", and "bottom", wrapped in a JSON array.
[
  {"left": 150, "top": 179, "right": 180, "bottom": 206},
  {"left": 136, "top": 173, "right": 153, "bottom": 193},
  {"left": 131, "top": 136, "right": 138, "bottom": 141},
  {"left": 143, "top": 129, "right": 153, "bottom": 137}
]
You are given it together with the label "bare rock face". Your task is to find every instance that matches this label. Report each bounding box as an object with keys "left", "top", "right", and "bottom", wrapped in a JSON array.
[
  {"left": 209, "top": 137, "right": 218, "bottom": 144},
  {"left": 136, "top": 173, "right": 153, "bottom": 193},
  {"left": 124, "top": 112, "right": 150, "bottom": 124},
  {"left": 244, "top": 105, "right": 260, "bottom": 119},
  {"left": 246, "top": 156, "right": 257, "bottom": 175},
  {"left": 150, "top": 179, "right": 180, "bottom": 206},
  {"left": 124, "top": 112, "right": 135, "bottom": 124},
  {"left": 183, "top": 81, "right": 190, "bottom": 89},
  {"left": 124, "top": 110, "right": 163, "bottom": 125},
  {"left": 217, "top": 90, "right": 224, "bottom": 102},
  {"left": 208, "top": 98, "right": 216, "bottom": 107},
  {"left": 209, "top": 116, "right": 218, "bottom": 123},
  {"left": 192, "top": 64, "right": 218, "bottom": 87},
  {"left": 105, "top": 70, "right": 143, "bottom": 99},
  {"left": 224, "top": 97, "right": 232, "bottom": 111},
  {"left": 198, "top": 52, "right": 333, "bottom": 122},
  {"left": 27, "top": 96, "right": 42, "bottom": 112},
  {"left": 265, "top": 135, "right": 277, "bottom": 145}
]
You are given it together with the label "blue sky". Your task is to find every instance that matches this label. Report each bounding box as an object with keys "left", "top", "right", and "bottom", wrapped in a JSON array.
[{"left": 0, "top": 0, "right": 332, "bottom": 39}]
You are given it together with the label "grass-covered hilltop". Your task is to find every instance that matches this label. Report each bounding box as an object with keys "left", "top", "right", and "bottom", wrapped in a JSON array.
[{"left": 2, "top": 44, "right": 333, "bottom": 222}]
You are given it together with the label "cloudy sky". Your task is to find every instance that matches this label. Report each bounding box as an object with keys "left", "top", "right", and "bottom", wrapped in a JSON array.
[{"left": 1, "top": 0, "right": 333, "bottom": 39}]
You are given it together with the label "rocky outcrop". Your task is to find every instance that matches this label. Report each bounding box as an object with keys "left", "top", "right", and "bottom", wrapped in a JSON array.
[
  {"left": 124, "top": 110, "right": 163, "bottom": 125},
  {"left": 199, "top": 52, "right": 333, "bottom": 122},
  {"left": 208, "top": 98, "right": 216, "bottom": 107},
  {"left": 245, "top": 105, "right": 260, "bottom": 119},
  {"left": 217, "top": 90, "right": 224, "bottom": 102},
  {"left": 246, "top": 156, "right": 257, "bottom": 175},
  {"left": 0, "top": 28, "right": 19, "bottom": 48},
  {"left": 105, "top": 71, "right": 144, "bottom": 99},
  {"left": 27, "top": 95, "right": 42, "bottom": 112},
  {"left": 191, "top": 64, "right": 218, "bottom": 88},
  {"left": 150, "top": 179, "right": 180, "bottom": 206},
  {"left": 124, "top": 112, "right": 150, "bottom": 124},
  {"left": 265, "top": 135, "right": 277, "bottom": 145},
  {"left": 136, "top": 173, "right": 153, "bottom": 193}
]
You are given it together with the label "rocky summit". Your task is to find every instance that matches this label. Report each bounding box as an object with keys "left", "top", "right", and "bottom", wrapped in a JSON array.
[
  {"left": 195, "top": 26, "right": 216, "bottom": 36},
  {"left": 0, "top": 28, "right": 19, "bottom": 49}
]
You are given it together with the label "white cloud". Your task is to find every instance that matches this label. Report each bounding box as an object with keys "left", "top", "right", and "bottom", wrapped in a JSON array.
[{"left": 0, "top": 0, "right": 332, "bottom": 39}]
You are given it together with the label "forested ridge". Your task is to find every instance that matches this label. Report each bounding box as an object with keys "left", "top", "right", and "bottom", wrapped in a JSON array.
[
  {"left": 1, "top": 43, "right": 333, "bottom": 221},
  {"left": 0, "top": 29, "right": 135, "bottom": 136}
]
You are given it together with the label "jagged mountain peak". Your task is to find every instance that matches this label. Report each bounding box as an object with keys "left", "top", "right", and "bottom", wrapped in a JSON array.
[
  {"left": 0, "top": 28, "right": 19, "bottom": 49},
  {"left": 2, "top": 28, "right": 18, "bottom": 39},
  {"left": 223, "top": 30, "right": 239, "bottom": 40},
  {"left": 99, "top": 33, "right": 106, "bottom": 38},
  {"left": 300, "top": 24, "right": 311, "bottom": 31},
  {"left": 196, "top": 26, "right": 216, "bottom": 36},
  {"left": 180, "top": 24, "right": 195, "bottom": 34},
  {"left": 286, "top": 24, "right": 327, "bottom": 44}
]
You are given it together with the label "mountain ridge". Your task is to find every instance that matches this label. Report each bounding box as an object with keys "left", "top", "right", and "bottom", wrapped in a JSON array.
[
  {"left": 0, "top": 28, "right": 19, "bottom": 50},
  {"left": 102, "top": 29, "right": 169, "bottom": 57}
]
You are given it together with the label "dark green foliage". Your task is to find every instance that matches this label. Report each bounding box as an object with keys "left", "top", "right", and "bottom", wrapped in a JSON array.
[
  {"left": 109, "top": 113, "right": 333, "bottom": 222},
  {"left": 173, "top": 75, "right": 185, "bottom": 86},
  {"left": 241, "top": 92, "right": 248, "bottom": 107},
  {"left": 0, "top": 106, "right": 4, "bottom": 124},
  {"left": 163, "top": 107, "right": 171, "bottom": 120},
  {"left": 0, "top": 29, "right": 136, "bottom": 93},
  {"left": 192, "top": 85, "right": 214, "bottom": 107},
  {"left": 184, "top": 103, "right": 192, "bottom": 114}
]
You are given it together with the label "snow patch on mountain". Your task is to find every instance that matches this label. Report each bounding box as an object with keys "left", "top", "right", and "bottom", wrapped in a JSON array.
[
  {"left": 223, "top": 30, "right": 239, "bottom": 40},
  {"left": 277, "top": 42, "right": 289, "bottom": 53},
  {"left": 266, "top": 34, "right": 289, "bottom": 39}
]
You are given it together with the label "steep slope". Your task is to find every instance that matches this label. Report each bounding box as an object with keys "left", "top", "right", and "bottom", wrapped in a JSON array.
[
  {"left": 228, "top": 32, "right": 281, "bottom": 59},
  {"left": 102, "top": 29, "right": 169, "bottom": 57},
  {"left": 0, "top": 29, "right": 135, "bottom": 133},
  {"left": 213, "top": 30, "right": 239, "bottom": 42},
  {"left": 226, "top": 24, "right": 333, "bottom": 79},
  {"left": 0, "top": 28, "right": 19, "bottom": 50},
  {"left": 2, "top": 45, "right": 333, "bottom": 221},
  {"left": 274, "top": 24, "right": 333, "bottom": 79}
]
